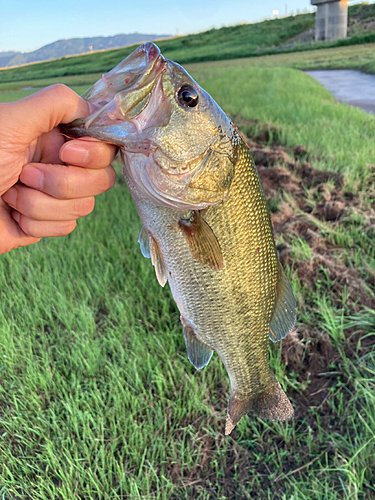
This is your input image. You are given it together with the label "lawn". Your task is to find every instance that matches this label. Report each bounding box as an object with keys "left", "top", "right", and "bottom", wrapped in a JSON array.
[{"left": 0, "top": 57, "right": 374, "bottom": 498}]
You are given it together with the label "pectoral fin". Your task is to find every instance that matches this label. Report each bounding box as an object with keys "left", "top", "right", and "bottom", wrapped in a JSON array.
[
  {"left": 181, "top": 318, "right": 213, "bottom": 370},
  {"left": 138, "top": 226, "right": 151, "bottom": 258},
  {"left": 269, "top": 266, "right": 296, "bottom": 342},
  {"left": 149, "top": 235, "right": 168, "bottom": 287},
  {"left": 179, "top": 211, "right": 223, "bottom": 271}
]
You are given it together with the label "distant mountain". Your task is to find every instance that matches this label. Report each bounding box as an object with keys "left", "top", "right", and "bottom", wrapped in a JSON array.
[
  {"left": 0, "top": 33, "right": 171, "bottom": 68},
  {"left": 0, "top": 51, "right": 20, "bottom": 67}
]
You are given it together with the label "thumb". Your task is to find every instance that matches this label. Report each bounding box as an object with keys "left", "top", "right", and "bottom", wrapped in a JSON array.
[{"left": 7, "top": 84, "right": 95, "bottom": 144}]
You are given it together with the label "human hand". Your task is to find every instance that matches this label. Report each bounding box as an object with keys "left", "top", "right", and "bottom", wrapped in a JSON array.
[{"left": 0, "top": 84, "right": 117, "bottom": 255}]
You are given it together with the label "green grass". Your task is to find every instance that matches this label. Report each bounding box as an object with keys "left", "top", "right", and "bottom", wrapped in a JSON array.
[
  {"left": 0, "top": 13, "right": 314, "bottom": 84},
  {"left": 193, "top": 42, "right": 375, "bottom": 74},
  {"left": 0, "top": 85, "right": 88, "bottom": 103},
  {"left": 1, "top": 2, "right": 375, "bottom": 84},
  {"left": 5, "top": 60, "right": 375, "bottom": 189},
  {"left": 0, "top": 57, "right": 374, "bottom": 498},
  {"left": 0, "top": 167, "right": 374, "bottom": 499},
  {"left": 349, "top": 1, "right": 375, "bottom": 20},
  {"left": 190, "top": 65, "right": 375, "bottom": 189}
]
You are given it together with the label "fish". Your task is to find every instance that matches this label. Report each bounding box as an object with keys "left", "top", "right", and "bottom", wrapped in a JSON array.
[{"left": 62, "top": 42, "right": 296, "bottom": 435}]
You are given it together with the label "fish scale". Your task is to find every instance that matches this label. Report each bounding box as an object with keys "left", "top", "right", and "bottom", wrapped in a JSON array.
[
  {"left": 62, "top": 41, "right": 296, "bottom": 434},
  {"left": 133, "top": 140, "right": 281, "bottom": 430}
]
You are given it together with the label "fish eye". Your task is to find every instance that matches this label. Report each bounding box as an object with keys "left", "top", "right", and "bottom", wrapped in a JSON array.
[{"left": 177, "top": 85, "right": 199, "bottom": 108}]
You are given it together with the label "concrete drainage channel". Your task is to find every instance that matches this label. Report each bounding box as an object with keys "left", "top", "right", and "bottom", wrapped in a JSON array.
[{"left": 305, "top": 69, "right": 375, "bottom": 115}]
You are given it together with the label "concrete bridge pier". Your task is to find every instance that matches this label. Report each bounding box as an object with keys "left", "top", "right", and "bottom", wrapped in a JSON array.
[{"left": 311, "top": 0, "right": 348, "bottom": 41}]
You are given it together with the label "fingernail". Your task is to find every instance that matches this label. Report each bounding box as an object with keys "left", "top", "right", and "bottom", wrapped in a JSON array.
[
  {"left": 61, "top": 144, "right": 89, "bottom": 165},
  {"left": 2, "top": 187, "right": 17, "bottom": 207},
  {"left": 20, "top": 166, "right": 44, "bottom": 190}
]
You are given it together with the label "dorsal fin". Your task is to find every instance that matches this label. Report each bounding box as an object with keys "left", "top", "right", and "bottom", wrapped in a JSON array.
[
  {"left": 149, "top": 235, "right": 168, "bottom": 287},
  {"left": 179, "top": 211, "right": 223, "bottom": 271},
  {"left": 182, "top": 317, "right": 213, "bottom": 370},
  {"left": 138, "top": 226, "right": 151, "bottom": 258},
  {"left": 269, "top": 266, "right": 296, "bottom": 342}
]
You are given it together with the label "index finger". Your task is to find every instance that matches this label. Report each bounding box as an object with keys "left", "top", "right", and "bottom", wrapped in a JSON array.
[{"left": 6, "top": 85, "right": 96, "bottom": 144}]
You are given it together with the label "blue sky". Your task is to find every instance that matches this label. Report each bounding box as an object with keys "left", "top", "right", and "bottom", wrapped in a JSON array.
[{"left": 1, "top": 0, "right": 316, "bottom": 53}]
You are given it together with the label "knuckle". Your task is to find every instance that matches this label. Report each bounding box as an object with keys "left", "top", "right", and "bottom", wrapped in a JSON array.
[
  {"left": 29, "top": 200, "right": 43, "bottom": 220},
  {"left": 17, "top": 215, "right": 39, "bottom": 238},
  {"left": 56, "top": 171, "right": 72, "bottom": 199},
  {"left": 50, "top": 167, "right": 82, "bottom": 200},
  {"left": 19, "top": 196, "right": 38, "bottom": 220},
  {"left": 45, "top": 83, "right": 71, "bottom": 100},
  {"left": 46, "top": 167, "right": 73, "bottom": 199}
]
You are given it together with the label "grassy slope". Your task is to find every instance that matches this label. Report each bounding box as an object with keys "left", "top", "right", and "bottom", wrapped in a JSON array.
[
  {"left": 1, "top": 41, "right": 375, "bottom": 105},
  {"left": 193, "top": 42, "right": 375, "bottom": 74},
  {"left": 1, "top": 55, "right": 374, "bottom": 186},
  {"left": 189, "top": 64, "right": 375, "bottom": 189},
  {"left": 1, "top": 2, "right": 375, "bottom": 84},
  {"left": 0, "top": 14, "right": 315, "bottom": 83},
  {"left": 0, "top": 60, "right": 374, "bottom": 498}
]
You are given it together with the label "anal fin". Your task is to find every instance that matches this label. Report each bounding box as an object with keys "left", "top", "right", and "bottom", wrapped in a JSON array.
[
  {"left": 179, "top": 211, "right": 223, "bottom": 271},
  {"left": 149, "top": 235, "right": 168, "bottom": 287},
  {"left": 181, "top": 317, "right": 213, "bottom": 370},
  {"left": 269, "top": 265, "right": 296, "bottom": 342}
]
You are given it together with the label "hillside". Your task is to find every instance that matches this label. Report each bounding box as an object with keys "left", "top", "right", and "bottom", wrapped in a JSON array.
[
  {"left": 349, "top": 1, "right": 375, "bottom": 35},
  {"left": 0, "top": 33, "right": 171, "bottom": 68},
  {"left": 0, "top": 2, "right": 374, "bottom": 84},
  {"left": 0, "top": 13, "right": 315, "bottom": 83},
  {"left": 278, "top": 2, "right": 375, "bottom": 47}
]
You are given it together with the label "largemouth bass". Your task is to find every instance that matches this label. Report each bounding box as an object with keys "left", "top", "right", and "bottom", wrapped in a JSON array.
[{"left": 62, "top": 42, "right": 296, "bottom": 435}]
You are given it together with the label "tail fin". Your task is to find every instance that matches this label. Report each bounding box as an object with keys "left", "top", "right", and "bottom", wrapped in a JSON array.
[{"left": 225, "top": 380, "right": 294, "bottom": 435}]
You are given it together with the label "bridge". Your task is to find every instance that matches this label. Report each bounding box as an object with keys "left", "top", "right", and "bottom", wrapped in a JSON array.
[{"left": 311, "top": 0, "right": 349, "bottom": 41}]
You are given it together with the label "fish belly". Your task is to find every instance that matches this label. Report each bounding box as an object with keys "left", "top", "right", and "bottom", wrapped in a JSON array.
[{"left": 132, "top": 146, "right": 293, "bottom": 433}]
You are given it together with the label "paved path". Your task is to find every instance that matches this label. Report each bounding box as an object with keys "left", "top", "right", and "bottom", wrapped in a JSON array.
[{"left": 306, "top": 69, "right": 375, "bottom": 115}]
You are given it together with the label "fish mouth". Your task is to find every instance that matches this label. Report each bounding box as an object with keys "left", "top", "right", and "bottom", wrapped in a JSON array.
[
  {"left": 61, "top": 42, "right": 169, "bottom": 145},
  {"left": 83, "top": 41, "right": 163, "bottom": 107}
]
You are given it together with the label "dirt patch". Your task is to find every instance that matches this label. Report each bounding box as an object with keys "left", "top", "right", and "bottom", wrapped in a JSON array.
[
  {"left": 165, "top": 118, "right": 375, "bottom": 499},
  {"left": 236, "top": 120, "right": 375, "bottom": 421},
  {"left": 173, "top": 116, "right": 375, "bottom": 498},
  {"left": 234, "top": 114, "right": 375, "bottom": 295}
]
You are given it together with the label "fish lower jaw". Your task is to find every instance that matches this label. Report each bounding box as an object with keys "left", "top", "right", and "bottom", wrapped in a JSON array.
[{"left": 122, "top": 152, "right": 214, "bottom": 211}]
